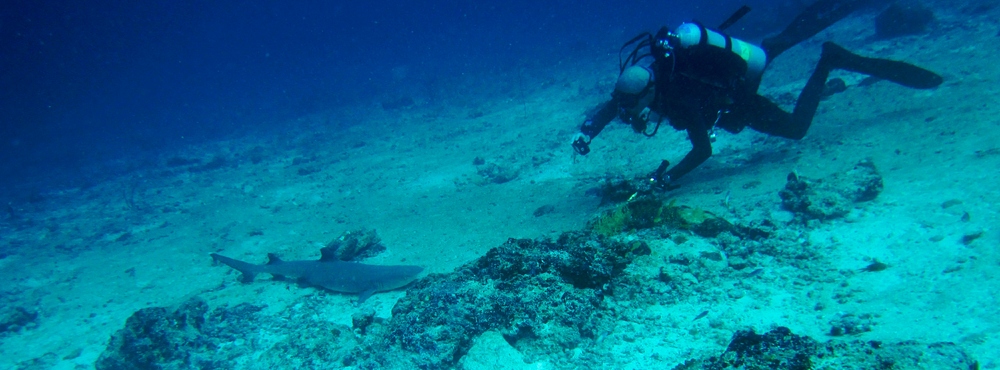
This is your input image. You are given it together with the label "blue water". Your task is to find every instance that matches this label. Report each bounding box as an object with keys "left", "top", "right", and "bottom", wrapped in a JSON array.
[{"left": 1, "top": 0, "right": 793, "bottom": 187}]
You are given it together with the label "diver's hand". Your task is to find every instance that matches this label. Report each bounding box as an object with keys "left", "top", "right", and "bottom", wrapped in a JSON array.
[
  {"left": 628, "top": 171, "right": 676, "bottom": 201},
  {"left": 633, "top": 175, "right": 673, "bottom": 194},
  {"left": 650, "top": 176, "right": 678, "bottom": 192},
  {"left": 572, "top": 133, "right": 591, "bottom": 155},
  {"left": 647, "top": 160, "right": 678, "bottom": 192}
]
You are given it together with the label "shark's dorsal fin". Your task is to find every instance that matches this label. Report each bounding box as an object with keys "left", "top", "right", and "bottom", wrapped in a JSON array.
[
  {"left": 266, "top": 253, "right": 283, "bottom": 265},
  {"left": 319, "top": 246, "right": 339, "bottom": 262}
]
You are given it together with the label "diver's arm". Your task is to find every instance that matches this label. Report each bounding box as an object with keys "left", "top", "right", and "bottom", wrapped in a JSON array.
[
  {"left": 664, "top": 127, "right": 712, "bottom": 181},
  {"left": 581, "top": 98, "right": 618, "bottom": 139},
  {"left": 573, "top": 98, "right": 618, "bottom": 155}
]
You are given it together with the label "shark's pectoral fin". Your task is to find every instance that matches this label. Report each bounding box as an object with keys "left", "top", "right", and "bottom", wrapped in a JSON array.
[{"left": 357, "top": 289, "right": 376, "bottom": 304}]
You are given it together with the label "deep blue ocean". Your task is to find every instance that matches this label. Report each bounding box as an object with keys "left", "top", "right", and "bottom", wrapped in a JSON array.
[{"left": 2, "top": 0, "right": 800, "bottom": 187}]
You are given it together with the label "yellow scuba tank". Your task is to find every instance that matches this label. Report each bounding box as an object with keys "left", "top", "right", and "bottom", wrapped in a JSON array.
[{"left": 673, "top": 23, "right": 767, "bottom": 81}]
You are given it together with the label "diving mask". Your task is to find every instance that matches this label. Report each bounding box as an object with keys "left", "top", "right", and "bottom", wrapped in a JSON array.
[
  {"left": 617, "top": 85, "right": 657, "bottom": 133},
  {"left": 614, "top": 66, "right": 657, "bottom": 132}
]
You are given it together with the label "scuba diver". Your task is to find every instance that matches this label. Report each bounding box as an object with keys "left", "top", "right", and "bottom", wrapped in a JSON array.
[{"left": 572, "top": 0, "right": 943, "bottom": 190}]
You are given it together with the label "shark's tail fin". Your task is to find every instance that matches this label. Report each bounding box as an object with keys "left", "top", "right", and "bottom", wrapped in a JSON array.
[{"left": 211, "top": 253, "right": 260, "bottom": 282}]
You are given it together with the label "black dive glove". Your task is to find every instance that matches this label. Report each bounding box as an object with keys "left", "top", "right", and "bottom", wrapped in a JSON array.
[
  {"left": 572, "top": 134, "right": 591, "bottom": 155},
  {"left": 573, "top": 119, "right": 598, "bottom": 155},
  {"left": 644, "top": 160, "right": 678, "bottom": 192}
]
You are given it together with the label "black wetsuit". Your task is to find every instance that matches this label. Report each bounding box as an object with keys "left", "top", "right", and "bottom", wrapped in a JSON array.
[{"left": 578, "top": 0, "right": 942, "bottom": 183}]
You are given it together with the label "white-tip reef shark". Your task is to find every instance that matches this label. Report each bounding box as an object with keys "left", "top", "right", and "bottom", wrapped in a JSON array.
[{"left": 210, "top": 248, "right": 423, "bottom": 303}]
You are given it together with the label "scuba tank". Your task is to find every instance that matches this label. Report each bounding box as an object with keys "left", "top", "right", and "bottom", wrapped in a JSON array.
[
  {"left": 673, "top": 22, "right": 767, "bottom": 81},
  {"left": 619, "top": 6, "right": 768, "bottom": 90}
]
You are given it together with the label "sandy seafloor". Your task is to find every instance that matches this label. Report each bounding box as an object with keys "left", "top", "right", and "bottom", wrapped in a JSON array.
[{"left": 1, "top": 3, "right": 998, "bottom": 370}]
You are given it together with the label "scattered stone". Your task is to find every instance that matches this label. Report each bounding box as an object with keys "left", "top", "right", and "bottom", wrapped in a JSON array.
[
  {"left": 779, "top": 159, "right": 883, "bottom": 221},
  {"left": 961, "top": 229, "right": 984, "bottom": 245},
  {"left": 322, "top": 228, "right": 386, "bottom": 261},
  {"left": 352, "top": 308, "right": 376, "bottom": 334},
  {"left": 296, "top": 167, "right": 319, "bottom": 176},
  {"left": 165, "top": 156, "right": 201, "bottom": 167},
  {"left": 821, "top": 77, "right": 848, "bottom": 98},
  {"left": 0, "top": 306, "right": 38, "bottom": 335},
  {"left": 860, "top": 259, "right": 889, "bottom": 272},
  {"left": 829, "top": 313, "right": 874, "bottom": 336},
  {"left": 247, "top": 146, "right": 266, "bottom": 164},
  {"left": 680, "top": 327, "right": 976, "bottom": 369},
  {"left": 95, "top": 296, "right": 356, "bottom": 370},
  {"left": 532, "top": 204, "right": 556, "bottom": 217},
  {"left": 15, "top": 353, "right": 58, "bottom": 370},
  {"left": 875, "top": 1, "right": 935, "bottom": 39},
  {"left": 476, "top": 161, "right": 520, "bottom": 184},
  {"left": 189, "top": 155, "right": 228, "bottom": 173},
  {"left": 727, "top": 256, "right": 750, "bottom": 270},
  {"left": 940, "top": 199, "right": 962, "bottom": 209},
  {"left": 458, "top": 331, "right": 528, "bottom": 370}
]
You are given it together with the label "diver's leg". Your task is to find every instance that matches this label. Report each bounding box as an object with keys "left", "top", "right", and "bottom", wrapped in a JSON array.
[
  {"left": 762, "top": 0, "right": 873, "bottom": 62},
  {"left": 742, "top": 93, "right": 811, "bottom": 140},
  {"left": 750, "top": 41, "right": 943, "bottom": 140},
  {"left": 746, "top": 40, "right": 942, "bottom": 140},
  {"left": 820, "top": 42, "right": 943, "bottom": 88},
  {"left": 742, "top": 55, "right": 836, "bottom": 139},
  {"left": 786, "top": 49, "right": 838, "bottom": 136}
]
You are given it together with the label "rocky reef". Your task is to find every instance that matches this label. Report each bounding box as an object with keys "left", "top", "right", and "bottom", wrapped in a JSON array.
[
  {"left": 875, "top": 1, "right": 936, "bottom": 39},
  {"left": 94, "top": 225, "right": 979, "bottom": 369},
  {"left": 94, "top": 297, "right": 357, "bottom": 369},
  {"left": 91, "top": 159, "right": 978, "bottom": 369},
  {"left": 779, "top": 159, "right": 883, "bottom": 221},
  {"left": 681, "top": 327, "right": 976, "bottom": 370}
]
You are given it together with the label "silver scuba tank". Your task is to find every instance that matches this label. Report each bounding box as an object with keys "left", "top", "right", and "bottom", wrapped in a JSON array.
[{"left": 673, "top": 23, "right": 767, "bottom": 81}]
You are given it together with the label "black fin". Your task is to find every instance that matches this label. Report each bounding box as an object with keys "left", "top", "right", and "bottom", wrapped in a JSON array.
[
  {"left": 762, "top": 0, "right": 873, "bottom": 62},
  {"left": 821, "top": 42, "right": 942, "bottom": 89},
  {"left": 266, "top": 253, "right": 283, "bottom": 265},
  {"left": 718, "top": 5, "right": 751, "bottom": 31}
]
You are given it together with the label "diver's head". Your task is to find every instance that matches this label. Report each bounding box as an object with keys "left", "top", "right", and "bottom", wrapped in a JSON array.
[
  {"left": 614, "top": 66, "right": 656, "bottom": 132},
  {"left": 615, "top": 65, "right": 652, "bottom": 96}
]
